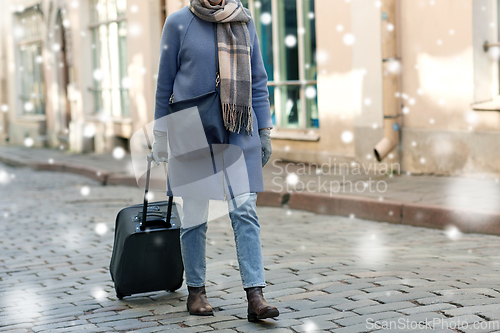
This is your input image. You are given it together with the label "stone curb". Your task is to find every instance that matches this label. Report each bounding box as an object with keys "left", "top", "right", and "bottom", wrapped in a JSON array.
[
  {"left": 402, "top": 202, "right": 500, "bottom": 236},
  {"left": 287, "top": 191, "right": 402, "bottom": 224},
  {"left": 256, "top": 191, "right": 289, "bottom": 207},
  {"left": 286, "top": 191, "right": 500, "bottom": 236},
  {"left": 0, "top": 152, "right": 109, "bottom": 185},
  {"left": 0, "top": 154, "right": 32, "bottom": 168},
  {"left": 2, "top": 151, "right": 500, "bottom": 236},
  {"left": 106, "top": 174, "right": 138, "bottom": 187},
  {"left": 63, "top": 163, "right": 109, "bottom": 183}
]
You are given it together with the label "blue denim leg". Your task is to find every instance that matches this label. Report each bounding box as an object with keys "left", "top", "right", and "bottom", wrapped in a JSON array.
[
  {"left": 228, "top": 193, "right": 266, "bottom": 288},
  {"left": 180, "top": 222, "right": 207, "bottom": 287},
  {"left": 180, "top": 197, "right": 210, "bottom": 287}
]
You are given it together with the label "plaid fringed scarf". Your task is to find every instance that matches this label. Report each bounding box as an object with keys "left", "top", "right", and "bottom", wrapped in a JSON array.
[{"left": 188, "top": 0, "right": 253, "bottom": 135}]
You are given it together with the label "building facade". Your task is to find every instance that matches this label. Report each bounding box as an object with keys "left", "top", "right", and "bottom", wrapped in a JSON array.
[{"left": 0, "top": 0, "right": 499, "bottom": 177}]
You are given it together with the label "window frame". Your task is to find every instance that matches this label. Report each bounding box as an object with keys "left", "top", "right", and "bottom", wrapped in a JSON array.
[
  {"left": 14, "top": 7, "right": 46, "bottom": 117},
  {"left": 245, "top": 0, "right": 318, "bottom": 130},
  {"left": 471, "top": 0, "right": 500, "bottom": 111},
  {"left": 88, "top": 0, "right": 130, "bottom": 118}
]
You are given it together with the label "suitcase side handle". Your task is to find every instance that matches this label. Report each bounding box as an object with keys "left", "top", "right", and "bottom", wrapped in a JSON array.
[{"left": 140, "top": 154, "right": 174, "bottom": 231}]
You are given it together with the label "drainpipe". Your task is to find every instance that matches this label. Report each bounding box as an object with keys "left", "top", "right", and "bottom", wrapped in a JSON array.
[
  {"left": 374, "top": 123, "right": 398, "bottom": 162},
  {"left": 374, "top": 0, "right": 402, "bottom": 164}
]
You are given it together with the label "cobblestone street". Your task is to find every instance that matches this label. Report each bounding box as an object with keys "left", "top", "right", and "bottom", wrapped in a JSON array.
[{"left": 2, "top": 163, "right": 500, "bottom": 332}]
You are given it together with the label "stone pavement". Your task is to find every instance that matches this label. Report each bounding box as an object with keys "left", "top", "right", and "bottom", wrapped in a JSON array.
[
  {"left": 1, "top": 145, "right": 499, "bottom": 236},
  {"left": 2, "top": 163, "right": 500, "bottom": 332}
]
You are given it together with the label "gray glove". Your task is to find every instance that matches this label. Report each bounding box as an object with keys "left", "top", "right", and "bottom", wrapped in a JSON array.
[
  {"left": 151, "top": 130, "right": 169, "bottom": 165},
  {"left": 259, "top": 129, "right": 272, "bottom": 167}
]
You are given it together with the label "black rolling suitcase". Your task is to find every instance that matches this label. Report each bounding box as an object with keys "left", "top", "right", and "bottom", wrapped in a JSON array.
[{"left": 110, "top": 154, "right": 184, "bottom": 299}]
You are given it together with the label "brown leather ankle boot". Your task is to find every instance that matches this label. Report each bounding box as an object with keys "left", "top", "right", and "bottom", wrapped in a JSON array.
[
  {"left": 245, "top": 287, "right": 279, "bottom": 322},
  {"left": 187, "top": 286, "right": 213, "bottom": 316}
]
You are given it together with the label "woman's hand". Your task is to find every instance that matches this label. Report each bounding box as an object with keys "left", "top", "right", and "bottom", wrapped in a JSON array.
[
  {"left": 152, "top": 130, "right": 169, "bottom": 165},
  {"left": 259, "top": 128, "right": 272, "bottom": 167}
]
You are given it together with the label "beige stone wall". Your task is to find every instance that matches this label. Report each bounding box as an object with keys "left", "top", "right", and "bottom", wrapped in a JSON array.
[
  {"left": 272, "top": 0, "right": 385, "bottom": 166},
  {"left": 274, "top": 0, "right": 500, "bottom": 177},
  {"left": 400, "top": 0, "right": 495, "bottom": 131},
  {"left": 399, "top": 0, "right": 500, "bottom": 176},
  {"left": 1, "top": 0, "right": 165, "bottom": 153},
  {"left": 66, "top": 0, "right": 164, "bottom": 153},
  {"left": 166, "top": 0, "right": 189, "bottom": 16},
  {"left": 126, "top": 0, "right": 162, "bottom": 135},
  {"left": 271, "top": 0, "right": 355, "bottom": 164}
]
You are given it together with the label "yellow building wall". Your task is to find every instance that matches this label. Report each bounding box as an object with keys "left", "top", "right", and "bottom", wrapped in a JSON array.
[
  {"left": 271, "top": 0, "right": 357, "bottom": 164},
  {"left": 399, "top": 0, "right": 500, "bottom": 176},
  {"left": 400, "top": 0, "right": 499, "bottom": 131}
]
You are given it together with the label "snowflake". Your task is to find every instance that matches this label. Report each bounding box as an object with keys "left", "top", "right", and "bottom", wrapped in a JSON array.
[
  {"left": 285, "top": 35, "right": 297, "bottom": 48},
  {"left": 93, "top": 69, "right": 103, "bottom": 81},
  {"left": 0, "top": 169, "right": 10, "bottom": 184},
  {"left": 83, "top": 124, "right": 96, "bottom": 138},
  {"left": 286, "top": 173, "right": 299, "bottom": 186},
  {"left": 305, "top": 86, "right": 316, "bottom": 99},
  {"left": 341, "top": 131, "right": 353, "bottom": 144},
  {"left": 113, "top": 147, "right": 126, "bottom": 160},
  {"left": 95, "top": 223, "right": 108, "bottom": 235},
  {"left": 260, "top": 12, "right": 271, "bottom": 25},
  {"left": 80, "top": 186, "right": 90, "bottom": 196},
  {"left": 91, "top": 288, "right": 106, "bottom": 300},
  {"left": 444, "top": 225, "right": 462, "bottom": 241},
  {"left": 343, "top": 33, "right": 355, "bottom": 46},
  {"left": 24, "top": 137, "right": 34, "bottom": 147}
]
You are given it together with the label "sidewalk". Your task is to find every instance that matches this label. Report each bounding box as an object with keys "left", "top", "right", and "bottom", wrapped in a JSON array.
[{"left": 1, "top": 144, "right": 499, "bottom": 235}]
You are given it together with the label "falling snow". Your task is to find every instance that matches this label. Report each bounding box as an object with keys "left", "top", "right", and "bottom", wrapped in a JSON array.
[
  {"left": 286, "top": 173, "right": 299, "bottom": 186},
  {"left": 112, "top": 147, "right": 126, "bottom": 160},
  {"left": 285, "top": 35, "right": 297, "bottom": 48},
  {"left": 343, "top": 33, "right": 355, "bottom": 46},
  {"left": 0, "top": 170, "right": 10, "bottom": 185},
  {"left": 80, "top": 186, "right": 90, "bottom": 196},
  {"left": 261, "top": 12, "right": 271, "bottom": 25},
  {"left": 83, "top": 124, "right": 96, "bottom": 138},
  {"left": 24, "top": 137, "right": 34, "bottom": 147},
  {"left": 444, "top": 225, "right": 462, "bottom": 241},
  {"left": 95, "top": 223, "right": 108, "bottom": 236},
  {"left": 341, "top": 131, "right": 353, "bottom": 144}
]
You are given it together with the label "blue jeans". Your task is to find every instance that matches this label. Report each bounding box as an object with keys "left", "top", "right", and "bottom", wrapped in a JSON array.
[{"left": 179, "top": 192, "right": 266, "bottom": 289}]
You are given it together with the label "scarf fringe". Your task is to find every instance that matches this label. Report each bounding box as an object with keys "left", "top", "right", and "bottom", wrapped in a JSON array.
[{"left": 222, "top": 103, "right": 253, "bottom": 136}]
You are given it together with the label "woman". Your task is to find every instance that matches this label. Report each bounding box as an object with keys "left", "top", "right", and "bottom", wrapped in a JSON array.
[{"left": 151, "top": 0, "right": 279, "bottom": 322}]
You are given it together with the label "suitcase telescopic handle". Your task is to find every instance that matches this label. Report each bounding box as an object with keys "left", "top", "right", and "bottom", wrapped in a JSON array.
[{"left": 140, "top": 154, "right": 173, "bottom": 231}]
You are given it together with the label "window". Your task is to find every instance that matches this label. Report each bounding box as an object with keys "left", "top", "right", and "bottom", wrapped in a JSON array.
[
  {"left": 15, "top": 8, "right": 45, "bottom": 115},
  {"left": 89, "top": 0, "right": 129, "bottom": 117},
  {"left": 243, "top": 0, "right": 318, "bottom": 129},
  {"left": 471, "top": 0, "right": 500, "bottom": 110}
]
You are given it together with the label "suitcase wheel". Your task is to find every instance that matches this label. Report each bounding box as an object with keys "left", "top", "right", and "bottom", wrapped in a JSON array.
[
  {"left": 167, "top": 279, "right": 183, "bottom": 293},
  {"left": 116, "top": 288, "right": 127, "bottom": 300}
]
